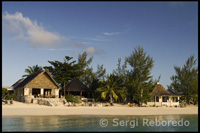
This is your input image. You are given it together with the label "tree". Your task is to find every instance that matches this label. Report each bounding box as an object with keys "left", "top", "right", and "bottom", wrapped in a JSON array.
[
  {"left": 44, "top": 56, "right": 83, "bottom": 87},
  {"left": 90, "top": 64, "right": 107, "bottom": 100},
  {"left": 2, "top": 88, "right": 8, "bottom": 99},
  {"left": 78, "top": 52, "right": 95, "bottom": 88},
  {"left": 112, "top": 58, "right": 128, "bottom": 102},
  {"left": 22, "top": 65, "right": 43, "bottom": 77},
  {"left": 126, "top": 46, "right": 154, "bottom": 106},
  {"left": 96, "top": 74, "right": 121, "bottom": 103},
  {"left": 169, "top": 55, "right": 198, "bottom": 104},
  {"left": 96, "top": 64, "right": 106, "bottom": 81},
  {"left": 113, "top": 58, "right": 127, "bottom": 80}
]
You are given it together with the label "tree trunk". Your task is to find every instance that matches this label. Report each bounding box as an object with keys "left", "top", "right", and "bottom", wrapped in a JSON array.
[{"left": 110, "top": 95, "right": 113, "bottom": 103}]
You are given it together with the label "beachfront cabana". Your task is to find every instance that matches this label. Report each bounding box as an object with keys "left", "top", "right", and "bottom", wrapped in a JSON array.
[
  {"left": 146, "top": 83, "right": 181, "bottom": 107},
  {"left": 13, "top": 70, "right": 60, "bottom": 103},
  {"left": 61, "top": 78, "right": 92, "bottom": 98}
]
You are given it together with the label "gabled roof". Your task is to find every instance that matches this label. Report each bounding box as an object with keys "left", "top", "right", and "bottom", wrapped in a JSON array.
[
  {"left": 167, "top": 88, "right": 183, "bottom": 96},
  {"left": 13, "top": 70, "right": 60, "bottom": 89},
  {"left": 11, "top": 78, "right": 24, "bottom": 88},
  {"left": 64, "top": 77, "right": 92, "bottom": 92},
  {"left": 151, "top": 83, "right": 171, "bottom": 96}
]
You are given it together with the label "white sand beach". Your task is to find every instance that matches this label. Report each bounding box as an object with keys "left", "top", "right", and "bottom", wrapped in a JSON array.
[{"left": 2, "top": 101, "right": 198, "bottom": 116}]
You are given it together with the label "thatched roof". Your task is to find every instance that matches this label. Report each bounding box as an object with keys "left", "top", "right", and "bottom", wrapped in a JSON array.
[
  {"left": 13, "top": 70, "right": 60, "bottom": 89},
  {"left": 167, "top": 88, "right": 183, "bottom": 96},
  {"left": 151, "top": 83, "right": 171, "bottom": 96},
  {"left": 64, "top": 78, "right": 92, "bottom": 92}
]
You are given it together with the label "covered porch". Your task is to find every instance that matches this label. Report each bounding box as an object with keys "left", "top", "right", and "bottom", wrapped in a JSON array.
[
  {"left": 147, "top": 95, "right": 180, "bottom": 107},
  {"left": 24, "top": 88, "right": 59, "bottom": 98},
  {"left": 66, "top": 91, "right": 91, "bottom": 98}
]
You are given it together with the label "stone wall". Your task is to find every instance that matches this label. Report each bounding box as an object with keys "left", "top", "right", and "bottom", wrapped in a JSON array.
[{"left": 14, "top": 87, "right": 24, "bottom": 101}]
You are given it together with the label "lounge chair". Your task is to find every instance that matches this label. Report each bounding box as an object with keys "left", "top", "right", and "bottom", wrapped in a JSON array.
[
  {"left": 89, "top": 102, "right": 92, "bottom": 106},
  {"left": 72, "top": 103, "right": 76, "bottom": 106},
  {"left": 105, "top": 103, "right": 110, "bottom": 107},
  {"left": 128, "top": 103, "right": 133, "bottom": 107},
  {"left": 68, "top": 102, "right": 72, "bottom": 106}
]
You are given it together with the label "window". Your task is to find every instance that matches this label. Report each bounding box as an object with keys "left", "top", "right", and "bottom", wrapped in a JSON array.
[
  {"left": 162, "top": 96, "right": 169, "bottom": 102},
  {"left": 32, "top": 88, "right": 41, "bottom": 98},
  {"left": 173, "top": 97, "right": 178, "bottom": 102},
  {"left": 152, "top": 96, "right": 159, "bottom": 102}
]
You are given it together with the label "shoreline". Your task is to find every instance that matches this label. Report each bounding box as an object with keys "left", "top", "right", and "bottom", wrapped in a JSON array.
[{"left": 2, "top": 101, "right": 198, "bottom": 116}]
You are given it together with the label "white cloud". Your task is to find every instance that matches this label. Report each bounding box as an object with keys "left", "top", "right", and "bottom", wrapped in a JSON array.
[
  {"left": 85, "top": 47, "right": 98, "bottom": 54},
  {"left": 69, "top": 36, "right": 109, "bottom": 42},
  {"left": 103, "top": 32, "right": 121, "bottom": 36},
  {"left": 3, "top": 11, "right": 104, "bottom": 55},
  {"left": 3, "top": 12, "right": 66, "bottom": 48}
]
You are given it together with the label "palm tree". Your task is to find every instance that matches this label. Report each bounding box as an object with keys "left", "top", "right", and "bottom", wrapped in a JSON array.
[
  {"left": 96, "top": 74, "right": 124, "bottom": 103},
  {"left": 22, "top": 65, "right": 43, "bottom": 77}
]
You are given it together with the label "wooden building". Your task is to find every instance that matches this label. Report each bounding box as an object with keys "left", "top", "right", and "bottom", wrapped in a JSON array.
[{"left": 13, "top": 70, "right": 60, "bottom": 103}]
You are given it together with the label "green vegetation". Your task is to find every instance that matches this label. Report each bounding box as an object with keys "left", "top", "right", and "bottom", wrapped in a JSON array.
[
  {"left": 65, "top": 94, "right": 81, "bottom": 103},
  {"left": 20, "top": 45, "right": 197, "bottom": 105},
  {"left": 125, "top": 46, "right": 154, "bottom": 106},
  {"left": 168, "top": 55, "right": 198, "bottom": 104},
  {"left": 5, "top": 93, "right": 15, "bottom": 100},
  {"left": 2, "top": 88, "right": 8, "bottom": 99},
  {"left": 44, "top": 56, "right": 83, "bottom": 87},
  {"left": 2, "top": 88, "right": 14, "bottom": 100},
  {"left": 22, "top": 65, "right": 43, "bottom": 77},
  {"left": 96, "top": 74, "right": 126, "bottom": 103}
]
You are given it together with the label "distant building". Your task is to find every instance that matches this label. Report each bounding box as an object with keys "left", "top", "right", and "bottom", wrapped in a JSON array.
[
  {"left": 145, "top": 83, "right": 182, "bottom": 107},
  {"left": 13, "top": 70, "right": 60, "bottom": 103},
  {"left": 2, "top": 79, "right": 24, "bottom": 95},
  {"left": 60, "top": 77, "right": 92, "bottom": 98},
  {"left": 2, "top": 86, "right": 14, "bottom": 95}
]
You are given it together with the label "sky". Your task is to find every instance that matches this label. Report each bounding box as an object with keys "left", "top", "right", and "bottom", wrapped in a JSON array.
[{"left": 2, "top": 2, "right": 198, "bottom": 89}]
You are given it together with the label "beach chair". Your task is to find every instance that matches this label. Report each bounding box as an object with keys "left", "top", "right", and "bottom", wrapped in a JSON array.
[
  {"left": 89, "top": 102, "right": 92, "bottom": 106},
  {"left": 104, "top": 103, "right": 110, "bottom": 107},
  {"left": 128, "top": 103, "right": 133, "bottom": 107},
  {"left": 67, "top": 102, "right": 72, "bottom": 106},
  {"left": 72, "top": 103, "right": 76, "bottom": 106}
]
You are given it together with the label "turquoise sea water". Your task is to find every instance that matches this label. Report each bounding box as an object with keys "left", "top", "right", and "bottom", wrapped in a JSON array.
[{"left": 2, "top": 115, "right": 198, "bottom": 132}]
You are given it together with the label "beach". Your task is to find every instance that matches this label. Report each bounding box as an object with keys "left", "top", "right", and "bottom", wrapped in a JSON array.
[{"left": 2, "top": 101, "right": 198, "bottom": 116}]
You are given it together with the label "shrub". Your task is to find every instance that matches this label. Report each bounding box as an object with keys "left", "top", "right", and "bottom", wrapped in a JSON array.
[
  {"left": 74, "top": 96, "right": 81, "bottom": 103},
  {"left": 5, "top": 93, "right": 15, "bottom": 100},
  {"left": 65, "top": 94, "right": 81, "bottom": 103},
  {"left": 65, "top": 94, "right": 75, "bottom": 103}
]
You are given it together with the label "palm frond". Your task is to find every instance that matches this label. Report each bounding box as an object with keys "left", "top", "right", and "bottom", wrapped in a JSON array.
[{"left": 101, "top": 91, "right": 108, "bottom": 100}]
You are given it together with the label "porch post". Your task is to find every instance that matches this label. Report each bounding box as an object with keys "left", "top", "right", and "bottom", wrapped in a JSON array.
[
  {"left": 41, "top": 88, "right": 44, "bottom": 97},
  {"left": 169, "top": 96, "right": 172, "bottom": 107},
  {"left": 159, "top": 96, "right": 162, "bottom": 106},
  {"left": 24, "top": 88, "right": 29, "bottom": 96},
  {"left": 80, "top": 91, "right": 82, "bottom": 96}
]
